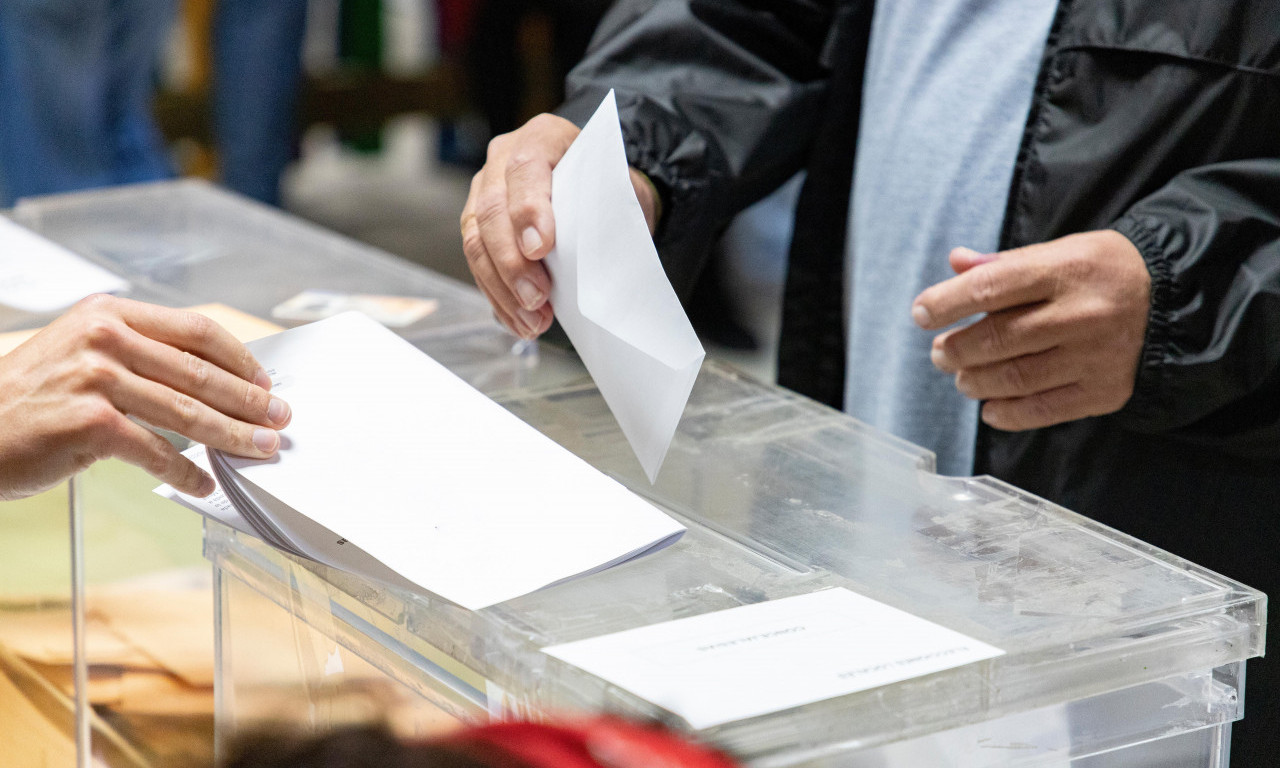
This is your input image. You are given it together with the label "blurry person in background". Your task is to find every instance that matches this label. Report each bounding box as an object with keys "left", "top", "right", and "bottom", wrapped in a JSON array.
[
  {"left": 212, "top": 0, "right": 309, "bottom": 207},
  {"left": 0, "top": 0, "right": 176, "bottom": 206},
  {"left": 466, "top": 0, "right": 613, "bottom": 142}
]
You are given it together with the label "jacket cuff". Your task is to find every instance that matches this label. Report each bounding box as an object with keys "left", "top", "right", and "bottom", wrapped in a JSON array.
[
  {"left": 1110, "top": 216, "right": 1178, "bottom": 429},
  {"left": 557, "top": 87, "right": 725, "bottom": 298}
]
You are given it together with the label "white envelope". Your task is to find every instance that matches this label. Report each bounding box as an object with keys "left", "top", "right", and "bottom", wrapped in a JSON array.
[{"left": 545, "top": 91, "right": 706, "bottom": 483}]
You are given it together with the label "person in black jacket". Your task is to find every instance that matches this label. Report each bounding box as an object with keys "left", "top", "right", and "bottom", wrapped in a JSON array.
[{"left": 458, "top": 1, "right": 1280, "bottom": 761}]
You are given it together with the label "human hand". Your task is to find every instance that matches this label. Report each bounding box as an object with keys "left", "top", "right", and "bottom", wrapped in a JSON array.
[
  {"left": 460, "top": 113, "right": 661, "bottom": 339},
  {"left": 911, "top": 230, "right": 1150, "bottom": 431},
  {"left": 0, "top": 295, "right": 292, "bottom": 500}
]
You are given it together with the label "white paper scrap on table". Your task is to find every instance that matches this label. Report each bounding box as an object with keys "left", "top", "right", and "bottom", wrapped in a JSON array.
[
  {"left": 158, "top": 311, "right": 685, "bottom": 610},
  {"left": 543, "top": 587, "right": 1005, "bottom": 730},
  {"left": 545, "top": 90, "right": 705, "bottom": 484},
  {"left": 0, "top": 216, "right": 129, "bottom": 311}
]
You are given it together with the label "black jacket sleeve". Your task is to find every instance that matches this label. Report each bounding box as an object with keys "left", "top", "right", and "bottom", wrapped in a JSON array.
[
  {"left": 554, "top": 0, "right": 843, "bottom": 297},
  {"left": 1112, "top": 158, "right": 1280, "bottom": 461}
]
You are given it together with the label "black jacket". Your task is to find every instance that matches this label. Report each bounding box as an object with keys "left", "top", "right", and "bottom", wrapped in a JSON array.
[
  {"left": 557, "top": 2, "right": 1280, "bottom": 758},
  {"left": 557, "top": 0, "right": 1280, "bottom": 544}
]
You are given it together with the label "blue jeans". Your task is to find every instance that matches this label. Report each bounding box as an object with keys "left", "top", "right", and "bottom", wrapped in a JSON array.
[
  {"left": 213, "top": 0, "right": 308, "bottom": 206},
  {"left": 0, "top": 0, "right": 176, "bottom": 205}
]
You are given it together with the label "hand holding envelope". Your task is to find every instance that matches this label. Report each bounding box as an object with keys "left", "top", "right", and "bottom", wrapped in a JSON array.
[
  {"left": 460, "top": 91, "right": 704, "bottom": 482},
  {"left": 544, "top": 92, "right": 705, "bottom": 482}
]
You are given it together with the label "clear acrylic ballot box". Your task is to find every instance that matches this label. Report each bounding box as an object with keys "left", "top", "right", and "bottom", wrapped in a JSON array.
[{"left": 8, "top": 181, "right": 1265, "bottom": 767}]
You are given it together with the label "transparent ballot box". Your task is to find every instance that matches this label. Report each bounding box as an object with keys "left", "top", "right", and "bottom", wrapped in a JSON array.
[
  {"left": 206, "top": 357, "right": 1262, "bottom": 767},
  {"left": 5, "top": 182, "right": 1264, "bottom": 767},
  {"left": 1, "top": 180, "right": 568, "bottom": 766}
]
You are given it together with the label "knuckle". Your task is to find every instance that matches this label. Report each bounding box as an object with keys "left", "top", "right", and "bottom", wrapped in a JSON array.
[
  {"left": 509, "top": 194, "right": 541, "bottom": 225},
  {"left": 238, "top": 346, "right": 256, "bottom": 380},
  {"left": 462, "top": 229, "right": 487, "bottom": 265},
  {"left": 1024, "top": 394, "right": 1057, "bottom": 427},
  {"left": 525, "top": 113, "right": 555, "bottom": 131},
  {"left": 183, "top": 311, "right": 216, "bottom": 346},
  {"left": 75, "top": 293, "right": 117, "bottom": 315},
  {"left": 172, "top": 391, "right": 201, "bottom": 429},
  {"left": 242, "top": 380, "right": 268, "bottom": 415},
  {"left": 79, "top": 398, "right": 122, "bottom": 435},
  {"left": 485, "top": 133, "right": 509, "bottom": 162},
  {"left": 227, "top": 418, "right": 250, "bottom": 451},
  {"left": 184, "top": 351, "right": 213, "bottom": 389},
  {"left": 505, "top": 149, "right": 540, "bottom": 179},
  {"left": 80, "top": 353, "right": 119, "bottom": 390},
  {"left": 1000, "top": 358, "right": 1032, "bottom": 394},
  {"left": 144, "top": 449, "right": 172, "bottom": 480},
  {"left": 968, "top": 269, "right": 999, "bottom": 306},
  {"left": 1078, "top": 296, "right": 1113, "bottom": 326},
  {"left": 82, "top": 317, "right": 122, "bottom": 351},
  {"left": 473, "top": 191, "right": 507, "bottom": 230},
  {"left": 980, "top": 318, "right": 1007, "bottom": 356}
]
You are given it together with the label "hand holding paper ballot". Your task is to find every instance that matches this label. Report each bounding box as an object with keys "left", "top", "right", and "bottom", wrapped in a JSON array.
[
  {"left": 158, "top": 312, "right": 686, "bottom": 609},
  {"left": 461, "top": 92, "right": 704, "bottom": 482},
  {"left": 0, "top": 295, "right": 289, "bottom": 500}
]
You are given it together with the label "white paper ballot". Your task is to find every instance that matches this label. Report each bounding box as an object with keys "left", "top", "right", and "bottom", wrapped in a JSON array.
[
  {"left": 543, "top": 588, "right": 1005, "bottom": 730},
  {"left": 0, "top": 216, "right": 129, "bottom": 311},
  {"left": 157, "top": 445, "right": 258, "bottom": 537},
  {"left": 545, "top": 91, "right": 705, "bottom": 483},
  {"left": 157, "top": 311, "right": 686, "bottom": 610}
]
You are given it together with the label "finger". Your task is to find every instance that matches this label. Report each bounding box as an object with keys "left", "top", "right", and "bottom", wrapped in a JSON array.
[
  {"left": 931, "top": 304, "right": 1060, "bottom": 371},
  {"left": 109, "top": 298, "right": 270, "bottom": 387},
  {"left": 981, "top": 383, "right": 1090, "bottom": 432},
  {"left": 111, "top": 373, "right": 281, "bottom": 460},
  {"left": 106, "top": 416, "right": 218, "bottom": 497},
  {"left": 478, "top": 280, "right": 523, "bottom": 336},
  {"left": 475, "top": 143, "right": 554, "bottom": 315},
  {"left": 505, "top": 114, "right": 576, "bottom": 262},
  {"left": 463, "top": 172, "right": 520, "bottom": 323},
  {"left": 953, "top": 347, "right": 1077, "bottom": 401},
  {"left": 467, "top": 169, "right": 538, "bottom": 323},
  {"left": 466, "top": 209, "right": 552, "bottom": 339},
  {"left": 476, "top": 276, "right": 550, "bottom": 339},
  {"left": 948, "top": 246, "right": 998, "bottom": 274},
  {"left": 125, "top": 333, "right": 291, "bottom": 427},
  {"left": 912, "top": 252, "right": 1058, "bottom": 330}
]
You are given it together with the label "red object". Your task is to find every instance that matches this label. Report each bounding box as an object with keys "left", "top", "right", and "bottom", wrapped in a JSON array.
[
  {"left": 435, "top": 0, "right": 480, "bottom": 55},
  {"left": 442, "top": 717, "right": 742, "bottom": 768}
]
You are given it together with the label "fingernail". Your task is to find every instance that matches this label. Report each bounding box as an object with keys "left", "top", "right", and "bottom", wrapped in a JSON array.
[
  {"left": 253, "top": 428, "right": 279, "bottom": 453},
  {"left": 267, "top": 397, "right": 290, "bottom": 425},
  {"left": 254, "top": 367, "right": 272, "bottom": 390},
  {"left": 195, "top": 471, "right": 217, "bottom": 497},
  {"left": 515, "top": 278, "right": 544, "bottom": 310},
  {"left": 931, "top": 346, "right": 950, "bottom": 369},
  {"left": 912, "top": 304, "right": 932, "bottom": 327},
  {"left": 518, "top": 308, "right": 542, "bottom": 336},
  {"left": 521, "top": 226, "right": 543, "bottom": 255}
]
